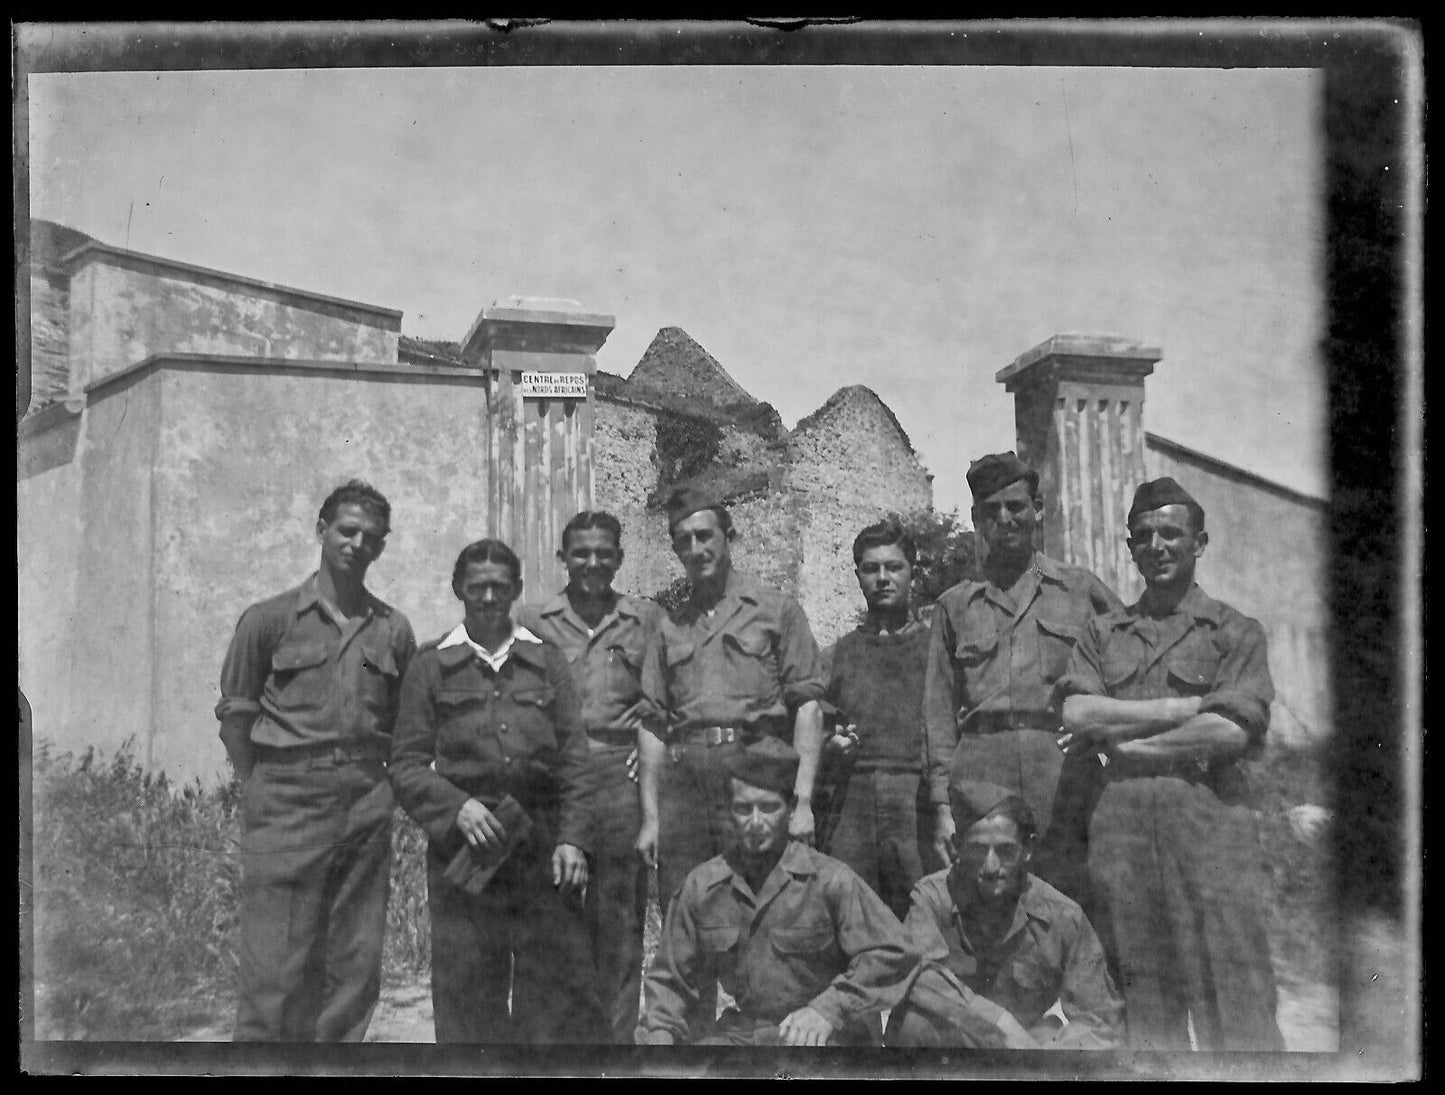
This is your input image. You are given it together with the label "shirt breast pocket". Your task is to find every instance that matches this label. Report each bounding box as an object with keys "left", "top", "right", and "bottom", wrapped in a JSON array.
[
  {"left": 359, "top": 644, "right": 400, "bottom": 708},
  {"left": 269, "top": 642, "right": 331, "bottom": 712},
  {"left": 608, "top": 643, "right": 645, "bottom": 695},
  {"left": 954, "top": 630, "right": 1000, "bottom": 669},
  {"left": 1165, "top": 652, "right": 1224, "bottom": 696},
  {"left": 1036, "top": 619, "right": 1082, "bottom": 681},
  {"left": 511, "top": 686, "right": 559, "bottom": 749},
  {"left": 721, "top": 629, "right": 778, "bottom": 698}
]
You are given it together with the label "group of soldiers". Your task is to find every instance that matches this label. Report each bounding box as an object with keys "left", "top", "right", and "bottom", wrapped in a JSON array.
[{"left": 217, "top": 450, "right": 1283, "bottom": 1051}]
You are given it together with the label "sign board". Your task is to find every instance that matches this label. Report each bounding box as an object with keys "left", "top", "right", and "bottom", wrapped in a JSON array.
[{"left": 518, "top": 371, "right": 588, "bottom": 399}]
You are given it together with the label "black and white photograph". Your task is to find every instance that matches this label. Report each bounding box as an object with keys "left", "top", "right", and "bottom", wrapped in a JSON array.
[{"left": 15, "top": 19, "right": 1421, "bottom": 1079}]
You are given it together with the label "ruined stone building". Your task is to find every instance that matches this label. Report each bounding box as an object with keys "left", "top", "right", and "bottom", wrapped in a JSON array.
[{"left": 18, "top": 220, "right": 1327, "bottom": 783}]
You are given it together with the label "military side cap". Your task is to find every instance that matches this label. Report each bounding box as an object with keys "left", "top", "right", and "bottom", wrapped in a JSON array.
[
  {"left": 723, "top": 737, "right": 800, "bottom": 797},
  {"left": 949, "top": 779, "right": 1027, "bottom": 833},
  {"left": 665, "top": 485, "right": 723, "bottom": 533},
  {"left": 966, "top": 452, "right": 1037, "bottom": 502},
  {"left": 1127, "top": 476, "right": 1202, "bottom": 526}
]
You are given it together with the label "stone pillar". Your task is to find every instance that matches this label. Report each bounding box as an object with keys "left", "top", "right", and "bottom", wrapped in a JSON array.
[
  {"left": 461, "top": 297, "right": 615, "bottom": 603},
  {"left": 995, "top": 333, "right": 1162, "bottom": 600}
]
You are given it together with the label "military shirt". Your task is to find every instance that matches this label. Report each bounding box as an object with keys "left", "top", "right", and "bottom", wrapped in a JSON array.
[
  {"left": 641, "top": 569, "right": 826, "bottom": 739},
  {"left": 216, "top": 573, "right": 417, "bottom": 755},
  {"left": 1052, "top": 582, "right": 1274, "bottom": 751},
  {"left": 922, "top": 553, "right": 1122, "bottom": 804},
  {"left": 641, "top": 842, "right": 915, "bottom": 1041},
  {"left": 518, "top": 592, "right": 663, "bottom": 737},
  {"left": 389, "top": 625, "right": 591, "bottom": 852},
  {"left": 904, "top": 868, "right": 1124, "bottom": 1049}
]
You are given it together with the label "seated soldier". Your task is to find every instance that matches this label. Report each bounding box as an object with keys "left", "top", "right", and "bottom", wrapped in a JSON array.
[
  {"left": 886, "top": 780, "right": 1123, "bottom": 1049},
  {"left": 638, "top": 738, "right": 915, "bottom": 1046}
]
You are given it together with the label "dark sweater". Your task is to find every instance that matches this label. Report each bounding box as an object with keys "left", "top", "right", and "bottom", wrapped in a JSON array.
[{"left": 824, "top": 621, "right": 929, "bottom": 774}]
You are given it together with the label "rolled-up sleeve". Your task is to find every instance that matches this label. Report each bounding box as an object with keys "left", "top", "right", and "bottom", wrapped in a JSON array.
[
  {"left": 1200, "top": 616, "right": 1274, "bottom": 751},
  {"left": 808, "top": 872, "right": 915, "bottom": 1031},
  {"left": 388, "top": 655, "right": 469, "bottom": 845},
  {"left": 922, "top": 598, "right": 962, "bottom": 806},
  {"left": 777, "top": 598, "right": 826, "bottom": 708},
  {"left": 216, "top": 603, "right": 280, "bottom": 724}
]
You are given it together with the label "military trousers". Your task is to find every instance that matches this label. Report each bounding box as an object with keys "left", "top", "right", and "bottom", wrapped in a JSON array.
[
  {"left": 580, "top": 740, "right": 648, "bottom": 1043},
  {"left": 656, "top": 739, "right": 747, "bottom": 911},
  {"left": 234, "top": 751, "right": 393, "bottom": 1042},
  {"left": 426, "top": 827, "right": 604, "bottom": 1044},
  {"left": 820, "top": 768, "right": 925, "bottom": 920},
  {"left": 1088, "top": 773, "right": 1283, "bottom": 1052}
]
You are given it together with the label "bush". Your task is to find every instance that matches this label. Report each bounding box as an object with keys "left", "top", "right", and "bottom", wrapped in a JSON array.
[
  {"left": 29, "top": 740, "right": 435, "bottom": 1038},
  {"left": 896, "top": 508, "right": 980, "bottom": 607}
]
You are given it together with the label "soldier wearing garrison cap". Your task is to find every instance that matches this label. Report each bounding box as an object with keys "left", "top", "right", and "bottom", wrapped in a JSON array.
[
  {"left": 639, "top": 739, "right": 915, "bottom": 1046},
  {"left": 1055, "top": 477, "right": 1284, "bottom": 1051},
  {"left": 636, "top": 485, "right": 828, "bottom": 922},
  {"left": 922, "top": 453, "right": 1123, "bottom": 906},
  {"left": 885, "top": 779, "right": 1123, "bottom": 1048}
]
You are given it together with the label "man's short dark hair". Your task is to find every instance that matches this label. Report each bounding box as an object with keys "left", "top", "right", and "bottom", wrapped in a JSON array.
[
  {"left": 319, "top": 479, "right": 392, "bottom": 534},
  {"left": 852, "top": 518, "right": 917, "bottom": 566},
  {"left": 452, "top": 539, "right": 523, "bottom": 587},
  {"left": 561, "top": 511, "right": 623, "bottom": 552},
  {"left": 670, "top": 505, "right": 735, "bottom": 541}
]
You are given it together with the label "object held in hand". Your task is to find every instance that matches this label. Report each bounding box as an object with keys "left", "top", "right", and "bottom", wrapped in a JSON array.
[{"left": 444, "top": 794, "right": 534, "bottom": 896}]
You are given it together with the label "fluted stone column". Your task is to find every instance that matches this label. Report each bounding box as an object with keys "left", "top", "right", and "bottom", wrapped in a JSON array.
[
  {"left": 996, "top": 333, "right": 1162, "bottom": 600},
  {"left": 461, "top": 297, "right": 615, "bottom": 602}
]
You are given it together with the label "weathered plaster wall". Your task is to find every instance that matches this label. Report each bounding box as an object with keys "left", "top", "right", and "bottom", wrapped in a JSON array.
[
  {"left": 66, "top": 252, "right": 400, "bottom": 396},
  {"left": 591, "top": 397, "right": 673, "bottom": 598},
  {"left": 17, "top": 434, "right": 83, "bottom": 748},
  {"left": 1146, "top": 437, "right": 1330, "bottom": 751},
  {"left": 64, "top": 372, "right": 162, "bottom": 768},
  {"left": 145, "top": 362, "right": 491, "bottom": 780},
  {"left": 785, "top": 387, "right": 935, "bottom": 646}
]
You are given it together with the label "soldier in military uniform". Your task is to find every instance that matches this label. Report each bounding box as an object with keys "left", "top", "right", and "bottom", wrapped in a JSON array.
[
  {"left": 636, "top": 487, "right": 828, "bottom": 912},
  {"left": 922, "top": 453, "right": 1122, "bottom": 904},
  {"left": 639, "top": 739, "right": 915, "bottom": 1046},
  {"left": 1055, "top": 477, "right": 1284, "bottom": 1051},
  {"left": 886, "top": 780, "right": 1123, "bottom": 1049},
  {"left": 217, "top": 480, "right": 416, "bottom": 1042},
  {"left": 518, "top": 511, "right": 663, "bottom": 1043}
]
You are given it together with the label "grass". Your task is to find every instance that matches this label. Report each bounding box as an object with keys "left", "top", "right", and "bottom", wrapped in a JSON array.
[{"left": 27, "top": 738, "right": 1336, "bottom": 1040}]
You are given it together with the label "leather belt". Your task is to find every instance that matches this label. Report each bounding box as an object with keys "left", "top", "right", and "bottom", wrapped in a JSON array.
[
  {"left": 673, "top": 725, "right": 752, "bottom": 747},
  {"left": 962, "top": 711, "right": 1062, "bottom": 736},
  {"left": 1106, "top": 754, "right": 1219, "bottom": 783},
  {"left": 253, "top": 742, "right": 389, "bottom": 766},
  {"left": 587, "top": 728, "right": 638, "bottom": 748}
]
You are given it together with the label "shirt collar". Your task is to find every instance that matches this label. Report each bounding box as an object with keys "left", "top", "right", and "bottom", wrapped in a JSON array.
[
  {"left": 859, "top": 606, "right": 927, "bottom": 638},
  {"left": 438, "top": 621, "right": 544, "bottom": 671},
  {"left": 1124, "top": 582, "right": 1224, "bottom": 628},
  {"left": 698, "top": 841, "right": 820, "bottom": 892},
  {"left": 293, "top": 572, "right": 380, "bottom": 625},
  {"left": 537, "top": 589, "right": 642, "bottom": 623},
  {"left": 1031, "top": 552, "right": 1069, "bottom": 587},
  {"left": 947, "top": 869, "right": 1052, "bottom": 936}
]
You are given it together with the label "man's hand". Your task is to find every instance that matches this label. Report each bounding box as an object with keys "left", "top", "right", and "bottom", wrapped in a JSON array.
[
  {"left": 995, "top": 1009, "right": 1042, "bottom": 1050},
  {"left": 777, "top": 1006, "right": 835, "bottom": 1047},
  {"left": 825, "top": 724, "right": 860, "bottom": 761},
  {"left": 635, "top": 817, "right": 660, "bottom": 868},
  {"left": 553, "top": 842, "right": 589, "bottom": 894},
  {"left": 626, "top": 748, "right": 640, "bottom": 783},
  {"left": 789, "top": 802, "right": 817, "bottom": 846},
  {"left": 456, "top": 798, "right": 507, "bottom": 849},
  {"left": 931, "top": 806, "right": 957, "bottom": 869},
  {"left": 1056, "top": 726, "right": 1106, "bottom": 760}
]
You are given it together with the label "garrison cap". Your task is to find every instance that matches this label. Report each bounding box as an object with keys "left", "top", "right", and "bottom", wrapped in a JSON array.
[
  {"left": 1127, "top": 477, "right": 1203, "bottom": 527},
  {"left": 665, "top": 485, "right": 725, "bottom": 533},
  {"left": 723, "top": 737, "right": 800, "bottom": 798},
  {"left": 967, "top": 452, "right": 1038, "bottom": 502},
  {"left": 949, "top": 779, "right": 1028, "bottom": 833}
]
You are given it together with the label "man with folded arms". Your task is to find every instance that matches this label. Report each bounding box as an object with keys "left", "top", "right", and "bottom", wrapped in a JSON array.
[
  {"left": 639, "top": 739, "right": 915, "bottom": 1046},
  {"left": 922, "top": 453, "right": 1122, "bottom": 903},
  {"left": 1055, "top": 477, "right": 1283, "bottom": 1051},
  {"left": 636, "top": 487, "right": 827, "bottom": 913},
  {"left": 886, "top": 780, "right": 1123, "bottom": 1049}
]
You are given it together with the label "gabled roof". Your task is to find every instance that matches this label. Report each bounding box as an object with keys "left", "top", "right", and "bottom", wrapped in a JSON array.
[
  {"left": 793, "top": 384, "right": 918, "bottom": 456},
  {"left": 626, "top": 327, "right": 756, "bottom": 408}
]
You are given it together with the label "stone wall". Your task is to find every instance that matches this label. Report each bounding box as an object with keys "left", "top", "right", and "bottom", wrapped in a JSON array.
[{"left": 27, "top": 270, "right": 71, "bottom": 414}]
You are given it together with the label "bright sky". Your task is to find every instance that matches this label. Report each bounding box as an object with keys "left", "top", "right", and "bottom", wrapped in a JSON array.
[{"left": 27, "top": 65, "right": 1327, "bottom": 514}]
